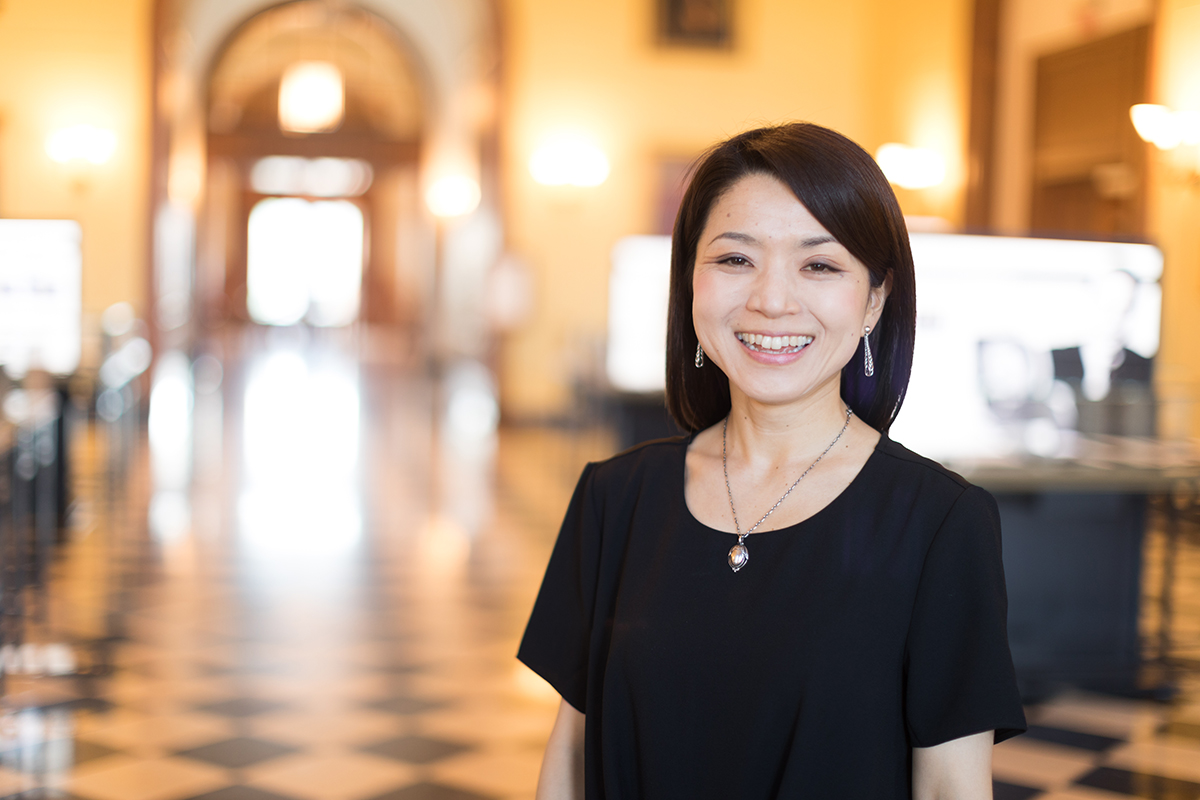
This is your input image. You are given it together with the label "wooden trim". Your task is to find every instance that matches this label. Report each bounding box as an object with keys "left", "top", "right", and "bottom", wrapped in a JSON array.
[
  {"left": 965, "top": 0, "right": 1003, "bottom": 231},
  {"left": 146, "top": 0, "right": 172, "bottom": 351},
  {"left": 206, "top": 133, "right": 420, "bottom": 166}
]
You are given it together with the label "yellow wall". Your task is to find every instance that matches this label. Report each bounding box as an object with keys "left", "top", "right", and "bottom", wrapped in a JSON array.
[
  {"left": 0, "top": 0, "right": 152, "bottom": 331},
  {"left": 500, "top": 0, "right": 973, "bottom": 416},
  {"left": 1148, "top": 0, "right": 1200, "bottom": 438},
  {"left": 862, "top": 0, "right": 971, "bottom": 223}
]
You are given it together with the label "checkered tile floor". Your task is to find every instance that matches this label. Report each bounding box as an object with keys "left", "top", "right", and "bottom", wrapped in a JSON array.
[{"left": 2, "top": 332, "right": 1198, "bottom": 800}]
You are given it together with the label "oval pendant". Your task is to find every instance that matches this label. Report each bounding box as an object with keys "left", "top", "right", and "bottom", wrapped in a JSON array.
[{"left": 728, "top": 542, "right": 749, "bottom": 572}]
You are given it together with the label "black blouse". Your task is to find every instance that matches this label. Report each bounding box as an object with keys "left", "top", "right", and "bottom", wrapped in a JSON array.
[{"left": 518, "top": 433, "right": 1026, "bottom": 799}]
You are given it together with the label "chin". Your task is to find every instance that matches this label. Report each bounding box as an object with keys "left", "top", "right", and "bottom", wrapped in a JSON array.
[{"left": 730, "top": 370, "right": 842, "bottom": 407}]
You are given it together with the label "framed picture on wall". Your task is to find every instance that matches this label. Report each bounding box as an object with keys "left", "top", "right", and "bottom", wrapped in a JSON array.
[
  {"left": 657, "top": 0, "right": 732, "bottom": 48},
  {"left": 654, "top": 156, "right": 694, "bottom": 235}
]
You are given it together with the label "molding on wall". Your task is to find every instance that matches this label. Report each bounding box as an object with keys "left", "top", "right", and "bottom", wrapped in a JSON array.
[{"left": 966, "top": 0, "right": 1002, "bottom": 230}]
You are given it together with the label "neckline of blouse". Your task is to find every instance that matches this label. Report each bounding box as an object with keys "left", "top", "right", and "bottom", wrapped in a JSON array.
[{"left": 680, "top": 430, "right": 889, "bottom": 538}]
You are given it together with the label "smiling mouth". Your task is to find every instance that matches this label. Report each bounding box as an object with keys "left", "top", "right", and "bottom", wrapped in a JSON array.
[{"left": 736, "top": 332, "right": 814, "bottom": 354}]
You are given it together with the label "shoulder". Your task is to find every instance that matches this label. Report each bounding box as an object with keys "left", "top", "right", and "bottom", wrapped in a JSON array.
[
  {"left": 871, "top": 435, "right": 998, "bottom": 524},
  {"left": 874, "top": 435, "right": 972, "bottom": 492},
  {"left": 583, "top": 435, "right": 690, "bottom": 494},
  {"left": 560, "top": 436, "right": 689, "bottom": 532}
]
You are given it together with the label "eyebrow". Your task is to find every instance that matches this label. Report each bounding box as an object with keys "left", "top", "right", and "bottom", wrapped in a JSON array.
[{"left": 708, "top": 231, "right": 840, "bottom": 248}]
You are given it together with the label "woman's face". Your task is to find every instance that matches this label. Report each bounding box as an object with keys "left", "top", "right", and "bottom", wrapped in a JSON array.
[{"left": 692, "top": 172, "right": 888, "bottom": 410}]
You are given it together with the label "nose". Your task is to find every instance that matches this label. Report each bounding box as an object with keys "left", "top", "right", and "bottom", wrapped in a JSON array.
[{"left": 746, "top": 261, "right": 798, "bottom": 318}]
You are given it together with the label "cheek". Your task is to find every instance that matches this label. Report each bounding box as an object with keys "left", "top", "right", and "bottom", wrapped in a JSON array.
[
  {"left": 812, "top": 282, "right": 872, "bottom": 328},
  {"left": 691, "top": 271, "right": 727, "bottom": 321}
]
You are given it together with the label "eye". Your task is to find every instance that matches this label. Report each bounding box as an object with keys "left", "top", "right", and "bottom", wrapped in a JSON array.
[
  {"left": 718, "top": 255, "right": 751, "bottom": 267},
  {"left": 803, "top": 261, "right": 840, "bottom": 274}
]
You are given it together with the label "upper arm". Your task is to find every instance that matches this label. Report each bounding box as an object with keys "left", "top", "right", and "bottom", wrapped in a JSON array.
[
  {"left": 536, "top": 698, "right": 585, "bottom": 800},
  {"left": 904, "top": 485, "right": 1026, "bottom": 745},
  {"left": 518, "top": 463, "right": 603, "bottom": 711},
  {"left": 912, "top": 730, "right": 993, "bottom": 800}
]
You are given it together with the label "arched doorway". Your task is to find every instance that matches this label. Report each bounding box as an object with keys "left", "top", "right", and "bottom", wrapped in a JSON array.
[{"left": 197, "top": 0, "right": 431, "bottom": 332}]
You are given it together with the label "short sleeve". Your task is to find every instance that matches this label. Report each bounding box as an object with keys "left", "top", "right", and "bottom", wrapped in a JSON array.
[
  {"left": 904, "top": 484, "right": 1027, "bottom": 747},
  {"left": 517, "top": 463, "right": 601, "bottom": 713}
]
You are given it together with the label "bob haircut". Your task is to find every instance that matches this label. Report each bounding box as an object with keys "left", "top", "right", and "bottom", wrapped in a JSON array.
[{"left": 665, "top": 122, "right": 916, "bottom": 434}]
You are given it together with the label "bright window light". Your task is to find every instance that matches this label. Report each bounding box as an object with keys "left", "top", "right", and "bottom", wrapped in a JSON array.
[
  {"left": 530, "top": 135, "right": 610, "bottom": 186},
  {"left": 874, "top": 143, "right": 946, "bottom": 190},
  {"left": 246, "top": 197, "right": 364, "bottom": 326},
  {"left": 425, "top": 175, "right": 481, "bottom": 217},
  {"left": 250, "top": 156, "right": 373, "bottom": 197},
  {"left": 45, "top": 125, "right": 117, "bottom": 164},
  {"left": 278, "top": 61, "right": 344, "bottom": 134}
]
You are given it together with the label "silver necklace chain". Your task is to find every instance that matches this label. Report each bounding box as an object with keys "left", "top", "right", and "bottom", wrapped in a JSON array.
[{"left": 721, "top": 406, "right": 853, "bottom": 572}]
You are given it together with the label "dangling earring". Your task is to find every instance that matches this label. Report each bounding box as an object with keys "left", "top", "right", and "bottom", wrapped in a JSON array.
[
  {"left": 862, "top": 326, "right": 875, "bottom": 377},
  {"left": 695, "top": 343, "right": 705, "bottom": 368}
]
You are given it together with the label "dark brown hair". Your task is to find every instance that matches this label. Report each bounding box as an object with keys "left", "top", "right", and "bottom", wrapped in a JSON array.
[{"left": 665, "top": 122, "right": 916, "bottom": 434}]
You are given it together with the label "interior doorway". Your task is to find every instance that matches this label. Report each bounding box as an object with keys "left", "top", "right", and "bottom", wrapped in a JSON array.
[
  {"left": 198, "top": 1, "right": 429, "bottom": 331},
  {"left": 246, "top": 197, "right": 365, "bottom": 327},
  {"left": 1029, "top": 25, "right": 1150, "bottom": 238}
]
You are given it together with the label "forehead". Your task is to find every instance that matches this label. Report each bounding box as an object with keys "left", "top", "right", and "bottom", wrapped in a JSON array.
[{"left": 701, "top": 173, "right": 833, "bottom": 241}]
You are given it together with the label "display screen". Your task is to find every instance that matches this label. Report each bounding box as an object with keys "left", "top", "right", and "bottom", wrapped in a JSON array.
[
  {"left": 607, "top": 235, "right": 673, "bottom": 393},
  {"left": 891, "top": 233, "right": 1162, "bottom": 460},
  {"left": 605, "top": 232, "right": 1163, "bottom": 459},
  {"left": 0, "top": 219, "right": 83, "bottom": 376}
]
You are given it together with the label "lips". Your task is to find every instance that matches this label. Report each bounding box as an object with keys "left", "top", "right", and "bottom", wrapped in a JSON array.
[{"left": 736, "top": 332, "right": 813, "bottom": 354}]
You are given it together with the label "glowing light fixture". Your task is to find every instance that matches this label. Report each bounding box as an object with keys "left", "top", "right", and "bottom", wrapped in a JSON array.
[
  {"left": 1129, "top": 103, "right": 1200, "bottom": 150},
  {"left": 278, "top": 61, "right": 344, "bottom": 134},
  {"left": 425, "top": 175, "right": 481, "bottom": 218},
  {"left": 45, "top": 125, "right": 117, "bottom": 164},
  {"left": 529, "top": 134, "right": 610, "bottom": 187},
  {"left": 874, "top": 143, "right": 946, "bottom": 190}
]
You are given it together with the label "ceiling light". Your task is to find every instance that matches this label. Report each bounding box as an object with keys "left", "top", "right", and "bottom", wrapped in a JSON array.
[{"left": 278, "top": 62, "right": 344, "bottom": 134}]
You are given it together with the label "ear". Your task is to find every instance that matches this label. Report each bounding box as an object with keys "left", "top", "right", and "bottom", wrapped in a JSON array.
[{"left": 865, "top": 273, "right": 891, "bottom": 330}]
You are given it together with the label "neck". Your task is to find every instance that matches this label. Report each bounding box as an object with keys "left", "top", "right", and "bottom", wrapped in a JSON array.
[{"left": 725, "top": 377, "right": 850, "bottom": 467}]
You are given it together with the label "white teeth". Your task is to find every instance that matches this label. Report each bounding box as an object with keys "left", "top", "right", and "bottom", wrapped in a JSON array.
[{"left": 736, "top": 333, "right": 813, "bottom": 352}]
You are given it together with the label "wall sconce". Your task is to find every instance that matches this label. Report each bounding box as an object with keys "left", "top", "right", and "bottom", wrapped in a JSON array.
[
  {"left": 45, "top": 124, "right": 117, "bottom": 164},
  {"left": 874, "top": 143, "right": 946, "bottom": 190},
  {"left": 1129, "top": 103, "right": 1200, "bottom": 150},
  {"left": 529, "top": 134, "right": 610, "bottom": 187},
  {"left": 425, "top": 175, "right": 481, "bottom": 218},
  {"left": 279, "top": 61, "right": 344, "bottom": 134}
]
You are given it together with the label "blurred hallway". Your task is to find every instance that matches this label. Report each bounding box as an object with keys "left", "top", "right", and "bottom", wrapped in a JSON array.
[{"left": 0, "top": 328, "right": 611, "bottom": 800}]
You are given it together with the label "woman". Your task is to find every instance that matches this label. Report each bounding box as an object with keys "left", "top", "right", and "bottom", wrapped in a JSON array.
[{"left": 518, "top": 123, "right": 1026, "bottom": 799}]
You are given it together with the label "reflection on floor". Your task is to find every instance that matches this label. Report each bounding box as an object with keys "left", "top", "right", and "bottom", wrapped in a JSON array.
[{"left": 1, "top": 329, "right": 1199, "bottom": 800}]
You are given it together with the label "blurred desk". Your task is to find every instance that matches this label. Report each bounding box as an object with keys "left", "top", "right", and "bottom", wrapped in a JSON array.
[
  {"left": 947, "top": 437, "right": 1200, "bottom": 699},
  {"left": 952, "top": 436, "right": 1200, "bottom": 493}
]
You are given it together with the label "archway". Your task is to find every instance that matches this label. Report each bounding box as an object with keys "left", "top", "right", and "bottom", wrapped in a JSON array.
[{"left": 198, "top": 0, "right": 430, "bottom": 332}]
